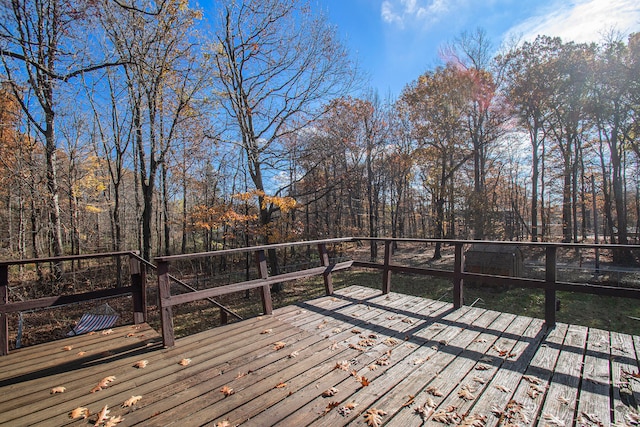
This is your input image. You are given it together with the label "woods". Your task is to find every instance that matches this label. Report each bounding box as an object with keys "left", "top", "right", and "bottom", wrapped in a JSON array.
[{"left": 0, "top": 0, "right": 639, "bottom": 265}]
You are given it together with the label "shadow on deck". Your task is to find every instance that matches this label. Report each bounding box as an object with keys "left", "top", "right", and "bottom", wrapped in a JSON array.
[{"left": 1, "top": 285, "right": 639, "bottom": 426}]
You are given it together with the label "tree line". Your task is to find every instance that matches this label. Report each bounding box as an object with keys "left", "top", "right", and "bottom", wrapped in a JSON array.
[{"left": 0, "top": 0, "right": 639, "bottom": 266}]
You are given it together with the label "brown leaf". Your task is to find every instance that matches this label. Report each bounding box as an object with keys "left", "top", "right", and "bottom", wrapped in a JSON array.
[
  {"left": 543, "top": 413, "right": 566, "bottom": 426},
  {"left": 335, "top": 360, "right": 351, "bottom": 371},
  {"left": 349, "top": 343, "right": 365, "bottom": 351},
  {"left": 94, "top": 405, "right": 109, "bottom": 426},
  {"left": 76, "top": 351, "right": 87, "bottom": 356},
  {"left": 368, "top": 364, "right": 378, "bottom": 371},
  {"left": 426, "top": 385, "right": 444, "bottom": 397},
  {"left": 260, "top": 329, "right": 272, "bottom": 334},
  {"left": 69, "top": 407, "right": 89, "bottom": 419},
  {"left": 90, "top": 385, "right": 103, "bottom": 393},
  {"left": 216, "top": 421, "right": 231, "bottom": 427},
  {"left": 322, "top": 387, "right": 339, "bottom": 397},
  {"left": 133, "top": 359, "right": 148, "bottom": 369},
  {"left": 383, "top": 338, "right": 399, "bottom": 347},
  {"left": 472, "top": 376, "right": 486, "bottom": 384},
  {"left": 363, "top": 408, "right": 387, "bottom": 427},
  {"left": 104, "top": 415, "right": 124, "bottom": 427},
  {"left": 351, "top": 328, "right": 362, "bottom": 334},
  {"left": 360, "top": 376, "right": 370, "bottom": 387},
  {"left": 495, "top": 384, "right": 511, "bottom": 393},
  {"left": 122, "top": 395, "right": 142, "bottom": 407},
  {"left": 50, "top": 386, "right": 66, "bottom": 394},
  {"left": 288, "top": 351, "right": 299, "bottom": 358},
  {"left": 458, "top": 388, "right": 476, "bottom": 401},
  {"left": 235, "top": 372, "right": 247, "bottom": 379},
  {"left": 98, "top": 375, "right": 116, "bottom": 387},
  {"left": 475, "top": 363, "right": 490, "bottom": 371},
  {"left": 274, "top": 382, "right": 287, "bottom": 389},
  {"left": 62, "top": 345, "right": 73, "bottom": 351},
  {"left": 557, "top": 395, "right": 570, "bottom": 405},
  {"left": 460, "top": 414, "right": 487, "bottom": 426},
  {"left": 273, "top": 341, "right": 287, "bottom": 351},
  {"left": 338, "top": 402, "right": 358, "bottom": 416},
  {"left": 220, "top": 385, "right": 234, "bottom": 396},
  {"left": 178, "top": 358, "right": 191, "bottom": 366},
  {"left": 323, "top": 401, "right": 340, "bottom": 415},
  {"left": 523, "top": 375, "right": 542, "bottom": 385},
  {"left": 101, "top": 329, "right": 113, "bottom": 335},
  {"left": 125, "top": 332, "right": 135, "bottom": 337},
  {"left": 401, "top": 394, "right": 415, "bottom": 408}
]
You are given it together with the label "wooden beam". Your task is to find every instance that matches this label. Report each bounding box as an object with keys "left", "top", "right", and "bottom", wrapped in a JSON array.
[
  {"left": 545, "top": 246, "right": 557, "bottom": 327},
  {"left": 255, "top": 250, "right": 272, "bottom": 315},
  {"left": 157, "top": 260, "right": 175, "bottom": 348},
  {"left": 0, "top": 265, "right": 8, "bottom": 356},
  {"left": 453, "top": 243, "right": 464, "bottom": 309},
  {"left": 382, "top": 240, "right": 392, "bottom": 294},
  {"left": 130, "top": 255, "right": 146, "bottom": 324},
  {"left": 318, "top": 243, "right": 333, "bottom": 295}
]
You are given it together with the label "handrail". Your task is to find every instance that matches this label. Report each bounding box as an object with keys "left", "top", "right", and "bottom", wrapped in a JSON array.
[
  {"left": 129, "top": 253, "right": 242, "bottom": 321},
  {"left": 0, "top": 251, "right": 147, "bottom": 356}
]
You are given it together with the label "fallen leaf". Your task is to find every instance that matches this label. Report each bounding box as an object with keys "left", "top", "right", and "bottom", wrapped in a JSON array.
[
  {"left": 376, "top": 357, "right": 390, "bottom": 366},
  {"left": 358, "top": 338, "right": 377, "bottom": 347},
  {"left": 495, "top": 384, "right": 511, "bottom": 393},
  {"left": 330, "top": 341, "right": 339, "bottom": 351},
  {"left": 401, "top": 394, "right": 415, "bottom": 408},
  {"left": 62, "top": 345, "right": 73, "bottom": 351},
  {"left": 474, "top": 338, "right": 487, "bottom": 343},
  {"left": 363, "top": 408, "right": 387, "bottom": 427},
  {"left": 69, "top": 407, "right": 89, "bottom": 419},
  {"left": 458, "top": 387, "right": 476, "bottom": 401},
  {"left": 122, "top": 395, "right": 142, "bottom": 407},
  {"left": 98, "top": 376, "right": 116, "bottom": 387},
  {"left": 317, "top": 320, "right": 327, "bottom": 329},
  {"left": 50, "top": 386, "right": 66, "bottom": 394},
  {"left": 220, "top": 385, "right": 234, "bottom": 396},
  {"left": 94, "top": 405, "right": 109, "bottom": 426},
  {"left": 472, "top": 376, "right": 486, "bottom": 384},
  {"left": 235, "top": 372, "right": 247, "bottom": 379},
  {"left": 178, "top": 358, "right": 191, "bottom": 366},
  {"left": 125, "top": 332, "right": 135, "bottom": 337},
  {"left": 360, "top": 376, "right": 370, "bottom": 387},
  {"left": 475, "top": 364, "right": 490, "bottom": 371},
  {"left": 432, "top": 407, "right": 461, "bottom": 425},
  {"left": 335, "top": 360, "right": 351, "bottom": 371},
  {"left": 580, "top": 412, "right": 603, "bottom": 426},
  {"left": 557, "top": 396, "right": 570, "bottom": 405},
  {"left": 90, "top": 385, "right": 103, "bottom": 393},
  {"left": 274, "top": 382, "right": 287, "bottom": 388},
  {"left": 413, "top": 357, "right": 427, "bottom": 365},
  {"left": 544, "top": 413, "right": 566, "bottom": 426},
  {"left": 332, "top": 328, "right": 342, "bottom": 334},
  {"left": 351, "top": 328, "right": 362, "bottom": 334},
  {"left": 273, "top": 341, "right": 287, "bottom": 351},
  {"left": 322, "top": 387, "right": 339, "bottom": 397},
  {"left": 134, "top": 360, "right": 148, "bottom": 369},
  {"left": 349, "top": 343, "right": 365, "bottom": 351},
  {"left": 338, "top": 402, "right": 358, "bottom": 416},
  {"left": 104, "top": 415, "right": 124, "bottom": 427},
  {"left": 460, "top": 414, "right": 487, "bottom": 426},
  {"left": 523, "top": 375, "right": 542, "bottom": 385},
  {"left": 76, "top": 351, "right": 87, "bottom": 356},
  {"left": 216, "top": 421, "right": 231, "bottom": 427},
  {"left": 384, "top": 338, "right": 399, "bottom": 347},
  {"left": 323, "top": 401, "right": 340, "bottom": 415},
  {"left": 288, "top": 351, "right": 299, "bottom": 358},
  {"left": 261, "top": 329, "right": 272, "bottom": 334},
  {"left": 101, "top": 329, "right": 113, "bottom": 335},
  {"left": 426, "top": 385, "right": 444, "bottom": 396},
  {"left": 402, "top": 318, "right": 414, "bottom": 324},
  {"left": 368, "top": 364, "right": 378, "bottom": 371}
]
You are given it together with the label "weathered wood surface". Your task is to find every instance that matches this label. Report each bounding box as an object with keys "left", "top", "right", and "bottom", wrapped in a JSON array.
[{"left": 0, "top": 285, "right": 638, "bottom": 426}]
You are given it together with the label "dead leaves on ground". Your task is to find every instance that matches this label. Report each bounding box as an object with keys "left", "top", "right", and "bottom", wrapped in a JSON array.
[
  {"left": 335, "top": 360, "right": 351, "bottom": 371},
  {"left": 69, "top": 407, "right": 89, "bottom": 419},
  {"left": 544, "top": 413, "right": 566, "bottom": 426},
  {"left": 363, "top": 408, "right": 387, "bottom": 427},
  {"left": 133, "top": 359, "right": 148, "bottom": 369},
  {"left": 322, "top": 387, "right": 339, "bottom": 397},
  {"left": 122, "top": 395, "right": 142, "bottom": 407},
  {"left": 432, "top": 405, "right": 461, "bottom": 425},
  {"left": 426, "top": 385, "right": 444, "bottom": 397},
  {"left": 220, "top": 385, "right": 235, "bottom": 397},
  {"left": 457, "top": 384, "right": 476, "bottom": 401},
  {"left": 273, "top": 341, "right": 287, "bottom": 351},
  {"left": 178, "top": 358, "right": 191, "bottom": 366},
  {"left": 91, "top": 376, "right": 116, "bottom": 393},
  {"left": 50, "top": 386, "right": 66, "bottom": 394}
]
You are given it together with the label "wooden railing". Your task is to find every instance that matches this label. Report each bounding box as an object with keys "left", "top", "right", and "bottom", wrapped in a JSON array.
[{"left": 0, "top": 251, "right": 147, "bottom": 356}]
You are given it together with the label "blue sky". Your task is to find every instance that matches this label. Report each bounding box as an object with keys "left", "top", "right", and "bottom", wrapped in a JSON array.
[{"left": 318, "top": 0, "right": 640, "bottom": 97}]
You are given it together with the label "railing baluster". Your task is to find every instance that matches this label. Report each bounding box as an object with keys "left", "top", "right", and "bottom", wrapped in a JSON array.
[
  {"left": 545, "top": 246, "right": 557, "bottom": 327},
  {"left": 453, "top": 243, "right": 464, "bottom": 309},
  {"left": 0, "top": 265, "right": 8, "bottom": 356},
  {"left": 382, "top": 240, "right": 392, "bottom": 294},
  {"left": 255, "top": 250, "right": 273, "bottom": 315},
  {"left": 318, "top": 243, "right": 333, "bottom": 295},
  {"left": 157, "top": 260, "right": 175, "bottom": 347}
]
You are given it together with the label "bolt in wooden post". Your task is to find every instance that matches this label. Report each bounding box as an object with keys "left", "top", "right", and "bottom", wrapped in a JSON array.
[
  {"left": 255, "top": 250, "right": 272, "bottom": 315},
  {"left": 318, "top": 243, "right": 333, "bottom": 295},
  {"left": 157, "top": 260, "right": 175, "bottom": 348},
  {"left": 130, "top": 255, "right": 147, "bottom": 324},
  {"left": 453, "top": 243, "right": 464, "bottom": 309},
  {"left": 0, "top": 265, "right": 8, "bottom": 356},
  {"left": 382, "top": 240, "right": 392, "bottom": 294},
  {"left": 545, "top": 246, "right": 557, "bottom": 328}
]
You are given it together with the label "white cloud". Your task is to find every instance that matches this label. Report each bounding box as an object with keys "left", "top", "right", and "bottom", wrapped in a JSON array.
[
  {"left": 507, "top": 0, "right": 640, "bottom": 44},
  {"left": 380, "top": 0, "right": 452, "bottom": 28}
]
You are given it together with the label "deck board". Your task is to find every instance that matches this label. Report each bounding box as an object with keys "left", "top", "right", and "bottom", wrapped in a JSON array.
[{"left": 0, "top": 285, "right": 639, "bottom": 426}]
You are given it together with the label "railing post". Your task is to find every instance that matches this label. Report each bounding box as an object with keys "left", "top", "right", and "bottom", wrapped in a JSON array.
[
  {"left": 382, "top": 240, "right": 392, "bottom": 294},
  {"left": 453, "top": 243, "right": 464, "bottom": 309},
  {"left": 545, "top": 246, "right": 557, "bottom": 328},
  {"left": 129, "top": 255, "right": 147, "bottom": 324},
  {"left": 255, "top": 250, "right": 273, "bottom": 315},
  {"left": 157, "top": 260, "right": 175, "bottom": 347},
  {"left": 318, "top": 243, "right": 333, "bottom": 295},
  {"left": 0, "top": 265, "right": 8, "bottom": 356}
]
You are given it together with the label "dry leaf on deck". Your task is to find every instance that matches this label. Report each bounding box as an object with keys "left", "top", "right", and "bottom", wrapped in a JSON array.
[
  {"left": 235, "top": 372, "right": 247, "bottom": 379},
  {"left": 360, "top": 376, "right": 370, "bottom": 387},
  {"left": 523, "top": 375, "right": 542, "bottom": 385},
  {"left": 432, "top": 407, "right": 461, "bottom": 425},
  {"left": 322, "top": 387, "right": 339, "bottom": 397},
  {"left": 332, "top": 328, "right": 342, "bottom": 334},
  {"left": 104, "top": 415, "right": 124, "bottom": 427},
  {"left": 99, "top": 376, "right": 116, "bottom": 387},
  {"left": 376, "top": 357, "right": 390, "bottom": 366},
  {"left": 351, "top": 328, "right": 362, "bottom": 334},
  {"left": 260, "top": 329, "right": 272, "bottom": 334},
  {"left": 401, "top": 394, "right": 415, "bottom": 408},
  {"left": 363, "top": 408, "right": 387, "bottom": 427},
  {"left": 475, "top": 364, "right": 490, "bottom": 371},
  {"left": 317, "top": 320, "right": 327, "bottom": 329},
  {"left": 90, "top": 385, "right": 103, "bottom": 393},
  {"left": 338, "top": 402, "right": 358, "bottom": 416},
  {"left": 101, "top": 329, "right": 113, "bottom": 335},
  {"left": 220, "top": 385, "right": 234, "bottom": 396},
  {"left": 274, "top": 382, "right": 287, "bottom": 388},
  {"left": 402, "top": 318, "right": 414, "bottom": 324},
  {"left": 288, "top": 351, "right": 299, "bottom": 358},
  {"left": 77, "top": 351, "right": 86, "bottom": 356},
  {"left": 474, "top": 338, "right": 487, "bottom": 343},
  {"left": 349, "top": 343, "right": 365, "bottom": 352},
  {"left": 460, "top": 414, "right": 487, "bottom": 426},
  {"left": 335, "top": 360, "right": 351, "bottom": 371},
  {"left": 62, "top": 345, "right": 73, "bottom": 351},
  {"left": 495, "top": 384, "right": 511, "bottom": 393},
  {"left": 426, "top": 385, "right": 444, "bottom": 396},
  {"left": 543, "top": 413, "right": 565, "bottom": 426},
  {"left": 557, "top": 395, "right": 570, "bottom": 405},
  {"left": 69, "top": 407, "right": 89, "bottom": 419},
  {"left": 384, "top": 338, "right": 399, "bottom": 347},
  {"left": 580, "top": 412, "right": 603, "bottom": 426},
  {"left": 472, "top": 376, "right": 486, "bottom": 384},
  {"left": 122, "top": 395, "right": 142, "bottom": 407},
  {"left": 368, "top": 364, "right": 378, "bottom": 371},
  {"left": 216, "top": 421, "right": 231, "bottom": 427},
  {"left": 458, "top": 387, "right": 476, "bottom": 401},
  {"left": 330, "top": 341, "right": 339, "bottom": 351},
  {"left": 94, "top": 405, "right": 110, "bottom": 426},
  {"left": 178, "top": 358, "right": 191, "bottom": 366},
  {"left": 125, "top": 332, "right": 135, "bottom": 337},
  {"left": 323, "top": 401, "right": 340, "bottom": 415},
  {"left": 133, "top": 359, "right": 148, "bottom": 368},
  {"left": 273, "top": 341, "right": 287, "bottom": 351},
  {"left": 50, "top": 386, "right": 66, "bottom": 394}
]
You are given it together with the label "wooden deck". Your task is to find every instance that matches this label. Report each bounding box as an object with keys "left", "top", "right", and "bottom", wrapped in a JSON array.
[{"left": 1, "top": 285, "right": 639, "bottom": 426}]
